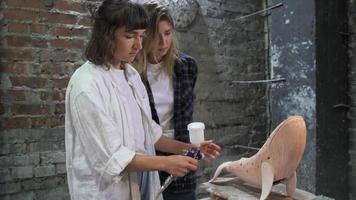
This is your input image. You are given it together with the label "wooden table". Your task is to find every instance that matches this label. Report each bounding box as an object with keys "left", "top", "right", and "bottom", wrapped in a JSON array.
[{"left": 200, "top": 177, "right": 316, "bottom": 200}]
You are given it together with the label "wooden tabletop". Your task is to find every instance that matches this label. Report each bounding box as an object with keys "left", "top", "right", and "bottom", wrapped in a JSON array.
[{"left": 200, "top": 177, "right": 316, "bottom": 200}]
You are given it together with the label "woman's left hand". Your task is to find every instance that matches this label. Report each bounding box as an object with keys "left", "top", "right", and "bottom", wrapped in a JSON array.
[{"left": 199, "top": 140, "right": 221, "bottom": 162}]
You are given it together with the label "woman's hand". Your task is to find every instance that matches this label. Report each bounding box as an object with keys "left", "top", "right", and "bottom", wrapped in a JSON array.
[
  {"left": 163, "top": 155, "right": 198, "bottom": 177},
  {"left": 200, "top": 140, "right": 221, "bottom": 162}
]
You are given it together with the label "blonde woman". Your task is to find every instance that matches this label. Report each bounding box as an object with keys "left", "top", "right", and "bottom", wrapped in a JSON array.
[{"left": 134, "top": 3, "right": 220, "bottom": 200}]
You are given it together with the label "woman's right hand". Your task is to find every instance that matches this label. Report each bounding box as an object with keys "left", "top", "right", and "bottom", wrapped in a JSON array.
[{"left": 163, "top": 155, "right": 198, "bottom": 177}]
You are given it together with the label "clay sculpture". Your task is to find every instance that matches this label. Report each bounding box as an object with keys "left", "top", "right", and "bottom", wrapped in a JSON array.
[{"left": 209, "top": 116, "right": 307, "bottom": 200}]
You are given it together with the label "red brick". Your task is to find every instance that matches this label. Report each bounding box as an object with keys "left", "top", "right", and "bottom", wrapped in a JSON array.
[
  {"left": 0, "top": 117, "right": 31, "bottom": 129},
  {"left": 40, "top": 12, "right": 77, "bottom": 25},
  {"left": 10, "top": 90, "right": 26, "bottom": 101},
  {"left": 31, "top": 115, "right": 64, "bottom": 128},
  {"left": 52, "top": 115, "right": 65, "bottom": 127},
  {"left": 6, "top": 35, "right": 32, "bottom": 47},
  {"left": 0, "top": 90, "right": 26, "bottom": 102},
  {"left": 52, "top": 91, "right": 65, "bottom": 101},
  {"left": 51, "top": 39, "right": 84, "bottom": 49},
  {"left": 32, "top": 64, "right": 52, "bottom": 75},
  {"left": 54, "top": 103, "right": 64, "bottom": 114},
  {"left": 51, "top": 64, "right": 67, "bottom": 75},
  {"left": 39, "top": 90, "right": 65, "bottom": 101},
  {"left": 0, "top": 48, "right": 35, "bottom": 61},
  {"left": 6, "top": 0, "right": 46, "bottom": 9},
  {"left": 0, "top": 63, "right": 28, "bottom": 74},
  {"left": 40, "top": 50, "right": 77, "bottom": 62},
  {"left": 52, "top": 78, "right": 69, "bottom": 88},
  {"left": 55, "top": 0, "right": 87, "bottom": 14},
  {"left": 31, "top": 24, "right": 49, "bottom": 34},
  {"left": 52, "top": 26, "right": 90, "bottom": 37},
  {"left": 10, "top": 77, "right": 47, "bottom": 88},
  {"left": 39, "top": 91, "right": 50, "bottom": 101},
  {"left": 72, "top": 28, "right": 90, "bottom": 37},
  {"left": 52, "top": 27, "right": 71, "bottom": 36},
  {"left": 31, "top": 38, "right": 48, "bottom": 48},
  {"left": 7, "top": 23, "right": 29, "bottom": 33},
  {"left": 12, "top": 103, "right": 51, "bottom": 115},
  {"left": 4, "top": 9, "right": 37, "bottom": 21},
  {"left": 39, "top": 63, "right": 67, "bottom": 76},
  {"left": 39, "top": 50, "right": 51, "bottom": 62},
  {"left": 31, "top": 116, "right": 50, "bottom": 128},
  {"left": 78, "top": 17, "right": 92, "bottom": 26}
]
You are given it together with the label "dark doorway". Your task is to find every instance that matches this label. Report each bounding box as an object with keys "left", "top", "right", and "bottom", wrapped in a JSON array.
[{"left": 315, "top": 0, "right": 349, "bottom": 199}]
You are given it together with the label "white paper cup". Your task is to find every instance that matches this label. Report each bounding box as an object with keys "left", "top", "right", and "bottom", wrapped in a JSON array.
[{"left": 187, "top": 122, "right": 205, "bottom": 146}]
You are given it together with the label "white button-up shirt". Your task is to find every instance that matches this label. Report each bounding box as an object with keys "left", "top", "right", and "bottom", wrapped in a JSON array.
[{"left": 65, "top": 61, "right": 163, "bottom": 200}]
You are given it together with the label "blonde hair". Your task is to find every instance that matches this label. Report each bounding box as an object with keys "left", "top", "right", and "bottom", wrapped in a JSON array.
[{"left": 134, "top": 3, "right": 181, "bottom": 78}]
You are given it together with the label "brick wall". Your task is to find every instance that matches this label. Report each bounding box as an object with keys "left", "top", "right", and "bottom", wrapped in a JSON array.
[
  {"left": 0, "top": 0, "right": 95, "bottom": 199},
  {"left": 0, "top": 0, "right": 268, "bottom": 199},
  {"left": 0, "top": 0, "right": 93, "bottom": 128}
]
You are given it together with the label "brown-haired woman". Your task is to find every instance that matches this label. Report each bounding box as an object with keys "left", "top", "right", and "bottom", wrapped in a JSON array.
[{"left": 64, "top": 0, "right": 219, "bottom": 199}]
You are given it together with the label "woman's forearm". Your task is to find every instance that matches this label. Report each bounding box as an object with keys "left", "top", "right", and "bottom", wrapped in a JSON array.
[
  {"left": 154, "top": 135, "right": 193, "bottom": 154},
  {"left": 124, "top": 154, "right": 166, "bottom": 172},
  {"left": 123, "top": 153, "right": 198, "bottom": 177}
]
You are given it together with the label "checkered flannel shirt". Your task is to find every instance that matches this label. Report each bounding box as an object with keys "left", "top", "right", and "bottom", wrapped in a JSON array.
[{"left": 142, "top": 53, "right": 198, "bottom": 193}]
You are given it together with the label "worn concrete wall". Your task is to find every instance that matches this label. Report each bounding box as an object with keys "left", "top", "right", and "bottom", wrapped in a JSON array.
[
  {"left": 348, "top": 0, "right": 356, "bottom": 199},
  {"left": 269, "top": 0, "right": 316, "bottom": 193},
  {"left": 177, "top": 0, "right": 268, "bottom": 197},
  {"left": 270, "top": 0, "right": 351, "bottom": 199},
  {"left": 0, "top": 0, "right": 268, "bottom": 199}
]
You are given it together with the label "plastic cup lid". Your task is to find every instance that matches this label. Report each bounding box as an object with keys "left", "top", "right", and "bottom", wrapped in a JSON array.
[{"left": 187, "top": 122, "right": 205, "bottom": 131}]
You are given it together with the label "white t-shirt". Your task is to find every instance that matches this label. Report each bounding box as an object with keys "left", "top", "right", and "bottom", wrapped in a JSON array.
[{"left": 147, "top": 62, "right": 174, "bottom": 138}]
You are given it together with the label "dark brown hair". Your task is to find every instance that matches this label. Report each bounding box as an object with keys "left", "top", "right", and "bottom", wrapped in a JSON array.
[{"left": 85, "top": 0, "right": 149, "bottom": 67}]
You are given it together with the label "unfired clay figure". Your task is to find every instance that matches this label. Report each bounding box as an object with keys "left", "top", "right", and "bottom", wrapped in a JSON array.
[{"left": 209, "top": 116, "right": 307, "bottom": 200}]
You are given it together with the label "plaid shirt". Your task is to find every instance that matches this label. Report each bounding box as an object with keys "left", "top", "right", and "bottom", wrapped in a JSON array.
[{"left": 142, "top": 53, "right": 198, "bottom": 193}]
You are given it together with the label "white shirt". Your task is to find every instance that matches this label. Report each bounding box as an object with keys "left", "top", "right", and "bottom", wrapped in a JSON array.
[
  {"left": 111, "top": 68, "right": 147, "bottom": 154},
  {"left": 147, "top": 63, "right": 174, "bottom": 138},
  {"left": 65, "top": 61, "right": 163, "bottom": 200}
]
